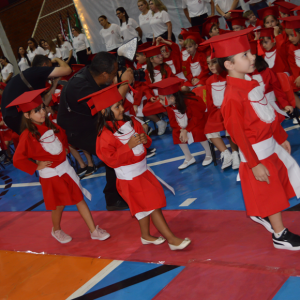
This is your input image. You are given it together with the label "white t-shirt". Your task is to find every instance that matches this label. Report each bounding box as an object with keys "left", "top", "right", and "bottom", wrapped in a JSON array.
[
  {"left": 59, "top": 41, "right": 73, "bottom": 60},
  {"left": 48, "top": 48, "right": 62, "bottom": 60},
  {"left": 139, "top": 10, "right": 153, "bottom": 39},
  {"left": 28, "top": 46, "right": 47, "bottom": 62},
  {"left": 1, "top": 63, "right": 14, "bottom": 81},
  {"left": 182, "top": 0, "right": 210, "bottom": 18},
  {"left": 72, "top": 33, "right": 89, "bottom": 52},
  {"left": 99, "top": 23, "right": 123, "bottom": 51},
  {"left": 120, "top": 18, "right": 141, "bottom": 43},
  {"left": 214, "top": 0, "right": 240, "bottom": 13},
  {"left": 18, "top": 58, "right": 30, "bottom": 71},
  {"left": 149, "top": 11, "right": 170, "bottom": 37}
]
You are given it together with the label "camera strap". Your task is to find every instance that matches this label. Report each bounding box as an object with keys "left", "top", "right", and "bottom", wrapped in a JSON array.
[{"left": 20, "top": 71, "right": 34, "bottom": 90}]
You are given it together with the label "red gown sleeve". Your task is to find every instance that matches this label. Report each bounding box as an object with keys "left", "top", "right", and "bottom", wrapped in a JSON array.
[
  {"left": 170, "top": 43, "right": 182, "bottom": 74},
  {"left": 195, "top": 51, "right": 210, "bottom": 85},
  {"left": 185, "top": 100, "right": 206, "bottom": 132},
  {"left": 133, "top": 118, "right": 152, "bottom": 148},
  {"left": 185, "top": 56, "right": 193, "bottom": 82},
  {"left": 288, "top": 45, "right": 300, "bottom": 80},
  {"left": 272, "top": 117, "right": 288, "bottom": 145}
]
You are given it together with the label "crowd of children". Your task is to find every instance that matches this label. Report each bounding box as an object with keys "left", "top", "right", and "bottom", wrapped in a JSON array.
[{"left": 4, "top": 2, "right": 300, "bottom": 251}]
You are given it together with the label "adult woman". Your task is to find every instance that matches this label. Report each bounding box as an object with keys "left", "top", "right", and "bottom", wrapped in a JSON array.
[
  {"left": 72, "top": 27, "right": 91, "bottom": 65},
  {"left": 116, "top": 7, "right": 143, "bottom": 44},
  {"left": 138, "top": 0, "right": 154, "bottom": 42},
  {"left": 98, "top": 15, "right": 123, "bottom": 51},
  {"left": 149, "top": 0, "right": 175, "bottom": 42},
  {"left": 17, "top": 46, "right": 31, "bottom": 71},
  {"left": 0, "top": 56, "right": 14, "bottom": 84},
  {"left": 45, "top": 40, "right": 62, "bottom": 60},
  {"left": 56, "top": 34, "right": 76, "bottom": 66},
  {"left": 27, "top": 38, "right": 48, "bottom": 63}
]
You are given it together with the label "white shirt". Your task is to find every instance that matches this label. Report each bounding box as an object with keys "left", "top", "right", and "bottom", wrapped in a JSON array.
[
  {"left": 120, "top": 18, "right": 141, "bottom": 43},
  {"left": 28, "top": 46, "right": 47, "bottom": 62},
  {"left": 139, "top": 10, "right": 153, "bottom": 39},
  {"left": 72, "top": 33, "right": 89, "bottom": 52},
  {"left": 99, "top": 23, "right": 123, "bottom": 51},
  {"left": 48, "top": 48, "right": 62, "bottom": 60},
  {"left": 182, "top": 0, "right": 210, "bottom": 18},
  {"left": 1, "top": 63, "right": 14, "bottom": 81},
  {"left": 59, "top": 41, "right": 73, "bottom": 60},
  {"left": 149, "top": 11, "right": 170, "bottom": 37},
  {"left": 18, "top": 58, "right": 30, "bottom": 72},
  {"left": 214, "top": 0, "right": 240, "bottom": 13}
]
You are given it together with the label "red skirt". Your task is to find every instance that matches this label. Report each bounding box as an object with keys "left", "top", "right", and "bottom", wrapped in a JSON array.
[
  {"left": 1, "top": 129, "right": 13, "bottom": 142},
  {"left": 39, "top": 173, "right": 83, "bottom": 210},
  {"left": 204, "top": 109, "right": 225, "bottom": 134},
  {"left": 143, "top": 100, "right": 166, "bottom": 116},
  {"left": 116, "top": 170, "right": 166, "bottom": 216},
  {"left": 240, "top": 153, "right": 295, "bottom": 218}
]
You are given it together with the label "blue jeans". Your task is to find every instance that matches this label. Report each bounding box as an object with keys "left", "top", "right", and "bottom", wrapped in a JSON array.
[{"left": 250, "top": 1, "right": 269, "bottom": 18}]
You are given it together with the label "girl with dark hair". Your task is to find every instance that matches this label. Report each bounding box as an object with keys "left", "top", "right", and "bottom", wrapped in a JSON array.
[
  {"left": 93, "top": 82, "right": 191, "bottom": 250},
  {"left": 56, "top": 34, "right": 76, "bottom": 66},
  {"left": 152, "top": 77, "right": 212, "bottom": 169},
  {"left": 98, "top": 15, "right": 123, "bottom": 51},
  {"left": 27, "top": 37, "right": 48, "bottom": 63},
  {"left": 116, "top": 7, "right": 143, "bottom": 44},
  {"left": 11, "top": 89, "right": 110, "bottom": 244},
  {"left": 0, "top": 56, "right": 14, "bottom": 83},
  {"left": 39, "top": 39, "right": 47, "bottom": 50},
  {"left": 17, "top": 46, "right": 31, "bottom": 71},
  {"left": 71, "top": 27, "right": 91, "bottom": 65}
]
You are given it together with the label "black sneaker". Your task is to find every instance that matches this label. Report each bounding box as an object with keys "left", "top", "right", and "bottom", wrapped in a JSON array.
[
  {"left": 250, "top": 216, "right": 274, "bottom": 233},
  {"left": 148, "top": 148, "right": 156, "bottom": 153},
  {"left": 273, "top": 229, "right": 300, "bottom": 251},
  {"left": 146, "top": 148, "right": 156, "bottom": 158},
  {"left": 76, "top": 166, "right": 87, "bottom": 176},
  {"left": 85, "top": 166, "right": 95, "bottom": 177},
  {"left": 106, "top": 200, "right": 129, "bottom": 211}
]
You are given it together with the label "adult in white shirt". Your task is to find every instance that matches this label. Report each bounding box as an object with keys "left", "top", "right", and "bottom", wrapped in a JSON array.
[
  {"left": 149, "top": 0, "right": 175, "bottom": 42},
  {"left": 17, "top": 46, "right": 31, "bottom": 72},
  {"left": 98, "top": 15, "right": 123, "bottom": 51},
  {"left": 72, "top": 27, "right": 91, "bottom": 65},
  {"left": 0, "top": 57, "right": 14, "bottom": 84},
  {"left": 45, "top": 40, "right": 62, "bottom": 60},
  {"left": 116, "top": 7, "right": 143, "bottom": 44},
  {"left": 138, "top": 0, "right": 154, "bottom": 42},
  {"left": 247, "top": 0, "right": 269, "bottom": 17},
  {"left": 56, "top": 33, "right": 76, "bottom": 66},
  {"left": 215, "top": 0, "right": 241, "bottom": 20},
  {"left": 27, "top": 38, "right": 48, "bottom": 63},
  {"left": 182, "top": 0, "right": 215, "bottom": 26}
]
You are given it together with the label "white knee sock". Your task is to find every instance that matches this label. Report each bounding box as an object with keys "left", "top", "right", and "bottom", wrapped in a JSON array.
[
  {"left": 200, "top": 141, "right": 212, "bottom": 157},
  {"left": 179, "top": 144, "right": 193, "bottom": 161}
]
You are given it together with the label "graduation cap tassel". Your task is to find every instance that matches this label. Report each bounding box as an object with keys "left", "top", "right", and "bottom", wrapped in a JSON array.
[
  {"left": 257, "top": 40, "right": 265, "bottom": 57},
  {"left": 210, "top": 44, "right": 215, "bottom": 59},
  {"left": 294, "top": 29, "right": 297, "bottom": 37}
]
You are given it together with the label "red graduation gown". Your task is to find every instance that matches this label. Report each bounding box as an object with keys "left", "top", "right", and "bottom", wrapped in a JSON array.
[
  {"left": 287, "top": 42, "right": 300, "bottom": 92},
  {"left": 181, "top": 48, "right": 190, "bottom": 78},
  {"left": 163, "top": 42, "right": 182, "bottom": 75}
]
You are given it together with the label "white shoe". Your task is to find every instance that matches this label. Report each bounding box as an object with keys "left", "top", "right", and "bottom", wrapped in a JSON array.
[
  {"left": 293, "top": 118, "right": 298, "bottom": 124},
  {"left": 202, "top": 155, "right": 213, "bottom": 166},
  {"left": 232, "top": 151, "right": 240, "bottom": 170},
  {"left": 169, "top": 238, "right": 191, "bottom": 250},
  {"left": 178, "top": 157, "right": 196, "bottom": 169},
  {"left": 220, "top": 149, "right": 232, "bottom": 169},
  {"left": 141, "top": 236, "right": 166, "bottom": 245},
  {"left": 157, "top": 120, "right": 167, "bottom": 135}
]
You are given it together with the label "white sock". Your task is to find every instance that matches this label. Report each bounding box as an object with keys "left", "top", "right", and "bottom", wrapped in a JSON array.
[
  {"left": 200, "top": 141, "right": 212, "bottom": 157},
  {"left": 274, "top": 228, "right": 286, "bottom": 238},
  {"left": 156, "top": 120, "right": 165, "bottom": 126},
  {"left": 179, "top": 144, "right": 193, "bottom": 161}
]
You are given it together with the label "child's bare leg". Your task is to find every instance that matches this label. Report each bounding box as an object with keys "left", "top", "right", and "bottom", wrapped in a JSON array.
[
  {"left": 179, "top": 144, "right": 193, "bottom": 161},
  {"left": 69, "top": 145, "right": 86, "bottom": 169},
  {"left": 138, "top": 215, "right": 159, "bottom": 241},
  {"left": 151, "top": 209, "right": 184, "bottom": 246},
  {"left": 52, "top": 205, "right": 65, "bottom": 231},
  {"left": 228, "top": 137, "right": 238, "bottom": 152},
  {"left": 83, "top": 150, "right": 94, "bottom": 167},
  {"left": 268, "top": 212, "right": 285, "bottom": 233},
  {"left": 181, "top": 86, "right": 190, "bottom": 92},
  {"left": 294, "top": 93, "right": 300, "bottom": 110},
  {"left": 210, "top": 137, "right": 227, "bottom": 152},
  {"left": 5, "top": 141, "right": 12, "bottom": 158},
  {"left": 76, "top": 200, "right": 96, "bottom": 232}
]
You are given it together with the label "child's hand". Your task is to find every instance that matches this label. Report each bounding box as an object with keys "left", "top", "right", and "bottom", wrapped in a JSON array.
[
  {"left": 156, "top": 37, "right": 164, "bottom": 45},
  {"left": 254, "top": 31, "right": 260, "bottom": 40},
  {"left": 281, "top": 140, "right": 291, "bottom": 154},
  {"left": 252, "top": 163, "right": 270, "bottom": 184},
  {"left": 36, "top": 160, "right": 53, "bottom": 170},
  {"left": 273, "top": 26, "right": 280, "bottom": 36},
  {"left": 139, "top": 133, "right": 148, "bottom": 144},
  {"left": 192, "top": 78, "right": 200, "bottom": 86},
  {"left": 133, "top": 105, "right": 138, "bottom": 114},
  {"left": 128, "top": 134, "right": 141, "bottom": 149},
  {"left": 295, "top": 76, "right": 300, "bottom": 88},
  {"left": 150, "top": 96, "right": 158, "bottom": 103},
  {"left": 196, "top": 84, "right": 203, "bottom": 88},
  {"left": 179, "top": 129, "right": 188, "bottom": 143},
  {"left": 284, "top": 106, "right": 294, "bottom": 114},
  {"left": 65, "top": 148, "right": 69, "bottom": 155}
]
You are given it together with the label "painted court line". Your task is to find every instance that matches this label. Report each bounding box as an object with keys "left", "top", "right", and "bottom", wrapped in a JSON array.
[
  {"left": 65, "top": 260, "right": 123, "bottom": 300},
  {"left": 179, "top": 198, "right": 197, "bottom": 207}
]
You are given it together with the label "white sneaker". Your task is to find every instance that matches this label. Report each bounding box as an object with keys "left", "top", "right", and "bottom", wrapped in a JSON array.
[
  {"left": 293, "top": 118, "right": 298, "bottom": 124},
  {"left": 178, "top": 157, "right": 196, "bottom": 169},
  {"left": 157, "top": 120, "right": 167, "bottom": 135},
  {"left": 202, "top": 155, "right": 213, "bottom": 166},
  {"left": 232, "top": 151, "right": 240, "bottom": 170},
  {"left": 220, "top": 149, "right": 232, "bottom": 169}
]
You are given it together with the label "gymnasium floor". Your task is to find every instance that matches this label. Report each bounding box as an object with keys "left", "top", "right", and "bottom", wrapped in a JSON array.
[{"left": 1, "top": 119, "right": 300, "bottom": 300}]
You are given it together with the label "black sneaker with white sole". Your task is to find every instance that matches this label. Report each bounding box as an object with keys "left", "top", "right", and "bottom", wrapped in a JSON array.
[
  {"left": 76, "top": 166, "right": 87, "bottom": 176},
  {"left": 273, "top": 229, "right": 300, "bottom": 251},
  {"left": 146, "top": 148, "right": 156, "bottom": 158},
  {"left": 250, "top": 216, "right": 274, "bottom": 233}
]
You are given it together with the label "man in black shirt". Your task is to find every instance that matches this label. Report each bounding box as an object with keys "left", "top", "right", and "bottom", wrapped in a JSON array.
[
  {"left": 58, "top": 52, "right": 134, "bottom": 211},
  {"left": 1, "top": 55, "right": 72, "bottom": 134}
]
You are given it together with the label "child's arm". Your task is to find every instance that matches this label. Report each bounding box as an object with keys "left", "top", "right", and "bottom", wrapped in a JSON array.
[
  {"left": 134, "top": 119, "right": 152, "bottom": 148},
  {"left": 272, "top": 117, "right": 288, "bottom": 146},
  {"left": 287, "top": 46, "right": 300, "bottom": 82},
  {"left": 185, "top": 57, "right": 194, "bottom": 82}
]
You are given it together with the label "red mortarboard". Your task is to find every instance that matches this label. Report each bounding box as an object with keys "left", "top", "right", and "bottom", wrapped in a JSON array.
[
  {"left": 257, "top": 27, "right": 275, "bottom": 42},
  {"left": 280, "top": 15, "right": 300, "bottom": 29},
  {"left": 149, "top": 77, "right": 185, "bottom": 95},
  {"left": 180, "top": 28, "right": 190, "bottom": 40},
  {"left": 186, "top": 33, "right": 202, "bottom": 45},
  {"left": 292, "top": 5, "right": 300, "bottom": 14},
  {"left": 78, "top": 81, "right": 128, "bottom": 116},
  {"left": 228, "top": 10, "right": 244, "bottom": 18},
  {"left": 0, "top": 82, "right": 6, "bottom": 90},
  {"left": 249, "top": 40, "right": 257, "bottom": 55},
  {"left": 274, "top": 1, "right": 297, "bottom": 15},
  {"left": 228, "top": 17, "right": 247, "bottom": 27},
  {"left": 72, "top": 64, "right": 85, "bottom": 73},
  {"left": 202, "top": 19, "right": 217, "bottom": 37},
  {"left": 6, "top": 88, "right": 47, "bottom": 112},
  {"left": 205, "top": 15, "right": 221, "bottom": 25},
  {"left": 137, "top": 41, "right": 153, "bottom": 53},
  {"left": 48, "top": 93, "right": 60, "bottom": 106},
  {"left": 200, "top": 27, "right": 253, "bottom": 59},
  {"left": 142, "top": 45, "right": 163, "bottom": 58},
  {"left": 186, "top": 25, "right": 201, "bottom": 32},
  {"left": 257, "top": 6, "right": 279, "bottom": 20}
]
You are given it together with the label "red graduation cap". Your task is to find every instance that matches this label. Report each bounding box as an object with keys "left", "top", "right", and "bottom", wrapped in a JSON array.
[
  {"left": 186, "top": 25, "right": 201, "bottom": 33},
  {"left": 149, "top": 77, "right": 185, "bottom": 95},
  {"left": 48, "top": 92, "right": 61, "bottom": 107},
  {"left": 228, "top": 17, "right": 247, "bottom": 27},
  {"left": 6, "top": 88, "right": 47, "bottom": 112},
  {"left": 78, "top": 81, "right": 127, "bottom": 116},
  {"left": 257, "top": 6, "right": 279, "bottom": 21},
  {"left": 180, "top": 28, "right": 190, "bottom": 40},
  {"left": 186, "top": 33, "right": 202, "bottom": 45},
  {"left": 228, "top": 10, "right": 244, "bottom": 18},
  {"left": 257, "top": 27, "right": 275, "bottom": 42},
  {"left": 292, "top": 5, "right": 300, "bottom": 16},
  {"left": 202, "top": 19, "right": 218, "bottom": 37},
  {"left": 280, "top": 15, "right": 300, "bottom": 29},
  {"left": 142, "top": 45, "right": 163, "bottom": 58},
  {"left": 274, "top": 1, "right": 297, "bottom": 15},
  {"left": 0, "top": 82, "right": 6, "bottom": 90},
  {"left": 205, "top": 15, "right": 221, "bottom": 25},
  {"left": 137, "top": 41, "right": 153, "bottom": 53},
  {"left": 200, "top": 27, "right": 253, "bottom": 59}
]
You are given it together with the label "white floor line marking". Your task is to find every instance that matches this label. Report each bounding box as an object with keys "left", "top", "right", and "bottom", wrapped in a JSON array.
[
  {"left": 179, "top": 198, "right": 197, "bottom": 207},
  {"left": 2, "top": 126, "right": 299, "bottom": 189},
  {"left": 65, "top": 260, "right": 123, "bottom": 300}
]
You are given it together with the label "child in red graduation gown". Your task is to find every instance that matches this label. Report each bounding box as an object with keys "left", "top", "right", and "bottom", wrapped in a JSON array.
[
  {"left": 88, "top": 81, "right": 191, "bottom": 250},
  {"left": 11, "top": 89, "right": 110, "bottom": 244},
  {"left": 151, "top": 77, "right": 212, "bottom": 169},
  {"left": 204, "top": 54, "right": 240, "bottom": 170},
  {"left": 178, "top": 29, "right": 190, "bottom": 78},
  {"left": 201, "top": 28, "right": 300, "bottom": 251}
]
